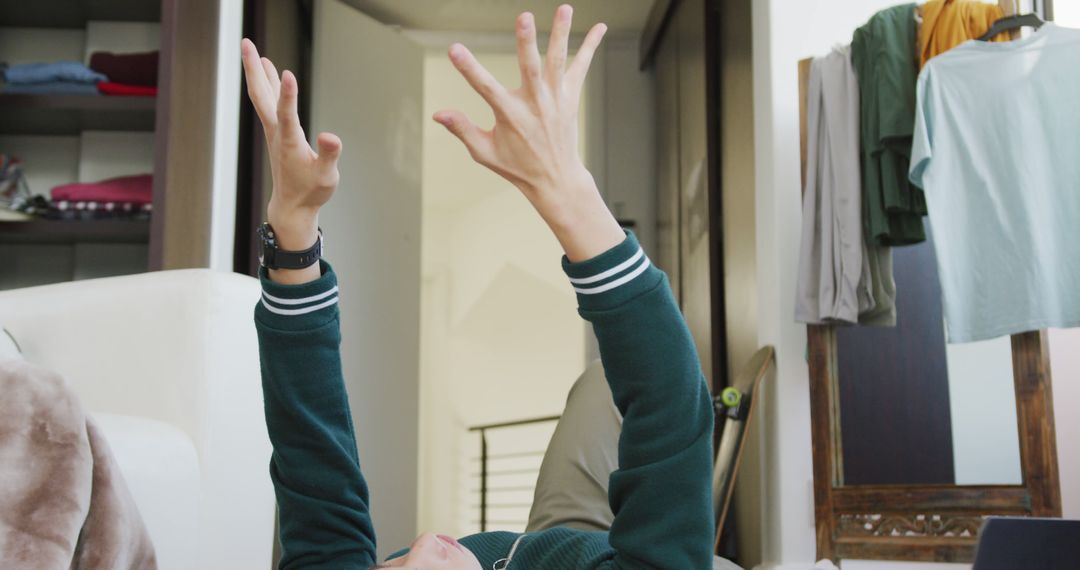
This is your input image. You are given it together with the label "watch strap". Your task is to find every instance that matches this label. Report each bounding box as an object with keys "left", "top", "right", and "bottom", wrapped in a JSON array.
[{"left": 258, "top": 222, "right": 323, "bottom": 270}]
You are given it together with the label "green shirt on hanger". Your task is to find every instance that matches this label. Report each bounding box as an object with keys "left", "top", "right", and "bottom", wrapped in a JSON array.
[{"left": 852, "top": 3, "right": 927, "bottom": 245}]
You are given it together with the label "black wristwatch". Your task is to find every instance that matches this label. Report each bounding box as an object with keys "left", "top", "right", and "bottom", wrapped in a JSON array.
[{"left": 257, "top": 222, "right": 323, "bottom": 270}]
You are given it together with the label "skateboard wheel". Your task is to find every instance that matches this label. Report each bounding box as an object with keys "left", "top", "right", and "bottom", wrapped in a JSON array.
[{"left": 721, "top": 387, "right": 741, "bottom": 407}]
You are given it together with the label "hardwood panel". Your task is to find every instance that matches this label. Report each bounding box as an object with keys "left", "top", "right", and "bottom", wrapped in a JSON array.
[
  {"left": 0, "top": 220, "right": 149, "bottom": 244},
  {"left": 1011, "top": 331, "right": 1062, "bottom": 516},
  {"left": 0, "top": 95, "right": 155, "bottom": 136},
  {"left": 653, "top": 19, "right": 681, "bottom": 300},
  {"left": 832, "top": 485, "right": 1032, "bottom": 513},
  {"left": 150, "top": 0, "right": 219, "bottom": 269},
  {"left": 676, "top": 0, "right": 714, "bottom": 382},
  {"left": 638, "top": 0, "right": 678, "bottom": 68},
  {"left": 0, "top": 0, "right": 160, "bottom": 28}
]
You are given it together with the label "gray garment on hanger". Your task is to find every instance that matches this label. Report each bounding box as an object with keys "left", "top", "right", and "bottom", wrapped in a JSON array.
[
  {"left": 796, "top": 46, "right": 896, "bottom": 327},
  {"left": 859, "top": 238, "right": 896, "bottom": 326}
]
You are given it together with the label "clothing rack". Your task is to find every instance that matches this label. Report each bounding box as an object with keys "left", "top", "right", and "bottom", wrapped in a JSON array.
[{"left": 797, "top": 0, "right": 1061, "bottom": 563}]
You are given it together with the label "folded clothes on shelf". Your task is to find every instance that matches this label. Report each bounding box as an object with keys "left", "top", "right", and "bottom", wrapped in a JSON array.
[
  {"left": 89, "top": 51, "right": 159, "bottom": 87},
  {"left": 0, "top": 155, "right": 30, "bottom": 208},
  {"left": 47, "top": 199, "right": 152, "bottom": 221},
  {"left": 3, "top": 81, "right": 100, "bottom": 95},
  {"left": 6, "top": 195, "right": 50, "bottom": 218},
  {"left": 51, "top": 174, "right": 152, "bottom": 205},
  {"left": 0, "top": 155, "right": 37, "bottom": 221},
  {"left": 1, "top": 61, "right": 107, "bottom": 85},
  {"left": 96, "top": 82, "right": 157, "bottom": 97},
  {"left": 9, "top": 194, "right": 151, "bottom": 221}
]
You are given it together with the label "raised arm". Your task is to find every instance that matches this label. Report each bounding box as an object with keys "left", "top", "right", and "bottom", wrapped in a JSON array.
[
  {"left": 435, "top": 6, "right": 714, "bottom": 567},
  {"left": 432, "top": 7, "right": 623, "bottom": 263},
  {"left": 242, "top": 39, "right": 377, "bottom": 568},
  {"left": 562, "top": 235, "right": 715, "bottom": 569}
]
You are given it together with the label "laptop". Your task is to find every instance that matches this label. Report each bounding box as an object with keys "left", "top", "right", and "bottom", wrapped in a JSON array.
[{"left": 973, "top": 517, "right": 1080, "bottom": 570}]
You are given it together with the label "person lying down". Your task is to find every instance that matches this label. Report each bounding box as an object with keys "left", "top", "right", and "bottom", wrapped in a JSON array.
[{"left": 242, "top": 5, "right": 715, "bottom": 569}]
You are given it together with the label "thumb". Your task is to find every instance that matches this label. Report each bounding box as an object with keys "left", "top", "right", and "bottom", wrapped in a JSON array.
[
  {"left": 433, "top": 110, "right": 492, "bottom": 164},
  {"left": 316, "top": 132, "right": 343, "bottom": 167}
]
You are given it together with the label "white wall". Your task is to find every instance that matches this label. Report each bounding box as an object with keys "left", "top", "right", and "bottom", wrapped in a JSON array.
[
  {"left": 311, "top": 1, "right": 425, "bottom": 557},
  {"left": 748, "top": 1, "right": 1080, "bottom": 570},
  {"left": 1057, "top": 1, "right": 1080, "bottom": 25},
  {"left": 584, "top": 34, "right": 657, "bottom": 256},
  {"left": 1049, "top": 329, "right": 1080, "bottom": 518},
  {"left": 418, "top": 49, "right": 587, "bottom": 537},
  {"left": 208, "top": 0, "right": 242, "bottom": 271},
  {"left": 1047, "top": 4, "right": 1080, "bottom": 529}
]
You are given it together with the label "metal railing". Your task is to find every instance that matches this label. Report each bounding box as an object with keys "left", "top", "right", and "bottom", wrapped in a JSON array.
[{"left": 468, "top": 415, "right": 560, "bottom": 532}]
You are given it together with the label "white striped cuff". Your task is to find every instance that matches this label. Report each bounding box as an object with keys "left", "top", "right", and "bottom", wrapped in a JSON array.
[
  {"left": 569, "top": 248, "right": 652, "bottom": 295},
  {"left": 255, "top": 261, "right": 340, "bottom": 327},
  {"left": 261, "top": 286, "right": 340, "bottom": 316},
  {"left": 562, "top": 231, "right": 663, "bottom": 311}
]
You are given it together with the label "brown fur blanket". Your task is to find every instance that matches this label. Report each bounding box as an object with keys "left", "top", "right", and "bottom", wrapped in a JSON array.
[{"left": 0, "top": 359, "right": 156, "bottom": 569}]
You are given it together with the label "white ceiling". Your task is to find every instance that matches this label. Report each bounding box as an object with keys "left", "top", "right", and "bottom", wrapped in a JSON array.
[{"left": 342, "top": 0, "right": 656, "bottom": 34}]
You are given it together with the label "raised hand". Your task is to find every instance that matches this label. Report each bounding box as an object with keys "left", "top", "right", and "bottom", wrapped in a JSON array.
[
  {"left": 241, "top": 38, "right": 340, "bottom": 255},
  {"left": 433, "top": 5, "right": 625, "bottom": 262}
]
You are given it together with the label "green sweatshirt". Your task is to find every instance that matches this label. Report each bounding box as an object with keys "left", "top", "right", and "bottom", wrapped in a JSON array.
[{"left": 254, "top": 232, "right": 715, "bottom": 569}]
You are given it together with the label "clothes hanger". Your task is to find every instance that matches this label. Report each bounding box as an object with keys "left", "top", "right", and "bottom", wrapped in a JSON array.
[{"left": 976, "top": 12, "right": 1045, "bottom": 41}]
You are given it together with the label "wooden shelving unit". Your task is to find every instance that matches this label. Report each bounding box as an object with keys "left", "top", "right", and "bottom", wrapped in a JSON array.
[
  {"left": 0, "top": 0, "right": 175, "bottom": 289},
  {"left": 0, "top": 219, "right": 150, "bottom": 244},
  {"left": 0, "top": 0, "right": 159, "bottom": 29},
  {"left": 0, "top": 94, "right": 156, "bottom": 135},
  {"left": 0, "top": 92, "right": 157, "bottom": 247},
  {"left": 1, "top": 0, "right": 224, "bottom": 282}
]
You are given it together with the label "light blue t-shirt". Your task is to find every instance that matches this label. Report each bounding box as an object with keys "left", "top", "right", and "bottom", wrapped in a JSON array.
[{"left": 910, "top": 23, "right": 1080, "bottom": 343}]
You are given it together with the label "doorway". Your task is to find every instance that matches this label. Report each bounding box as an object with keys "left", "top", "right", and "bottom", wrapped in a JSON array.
[{"left": 240, "top": 0, "right": 658, "bottom": 557}]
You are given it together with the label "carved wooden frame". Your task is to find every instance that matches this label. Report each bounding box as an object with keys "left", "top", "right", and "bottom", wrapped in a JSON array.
[
  {"left": 798, "top": 51, "right": 1062, "bottom": 562},
  {"left": 807, "top": 327, "right": 1061, "bottom": 562}
]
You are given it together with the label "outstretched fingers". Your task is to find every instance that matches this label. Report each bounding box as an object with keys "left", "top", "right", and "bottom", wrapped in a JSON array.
[
  {"left": 565, "top": 22, "right": 607, "bottom": 93},
  {"left": 241, "top": 39, "right": 276, "bottom": 129},
  {"left": 516, "top": 12, "right": 542, "bottom": 93},
  {"left": 261, "top": 57, "right": 281, "bottom": 100},
  {"left": 433, "top": 110, "right": 493, "bottom": 164},
  {"left": 545, "top": 4, "right": 572, "bottom": 88},
  {"left": 276, "top": 70, "right": 303, "bottom": 143},
  {"left": 315, "top": 132, "right": 342, "bottom": 186},
  {"left": 449, "top": 43, "right": 510, "bottom": 113}
]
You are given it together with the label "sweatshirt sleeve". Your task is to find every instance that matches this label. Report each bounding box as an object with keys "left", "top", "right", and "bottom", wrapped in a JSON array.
[
  {"left": 562, "top": 232, "right": 715, "bottom": 569},
  {"left": 254, "top": 261, "right": 378, "bottom": 569}
]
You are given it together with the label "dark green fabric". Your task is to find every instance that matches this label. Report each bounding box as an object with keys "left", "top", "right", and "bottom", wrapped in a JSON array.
[
  {"left": 254, "top": 233, "right": 715, "bottom": 569},
  {"left": 852, "top": 3, "right": 927, "bottom": 245}
]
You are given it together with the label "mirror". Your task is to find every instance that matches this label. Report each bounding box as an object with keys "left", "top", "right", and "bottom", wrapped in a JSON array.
[
  {"left": 834, "top": 231, "right": 1022, "bottom": 488},
  {"left": 797, "top": 54, "right": 1062, "bottom": 564}
]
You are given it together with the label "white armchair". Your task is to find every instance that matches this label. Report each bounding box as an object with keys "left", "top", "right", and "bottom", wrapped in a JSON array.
[{"left": 0, "top": 269, "right": 275, "bottom": 570}]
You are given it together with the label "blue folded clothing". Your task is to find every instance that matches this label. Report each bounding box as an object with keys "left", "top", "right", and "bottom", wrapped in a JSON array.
[
  {"left": 2, "top": 61, "right": 107, "bottom": 85},
  {"left": 3, "top": 82, "right": 100, "bottom": 95}
]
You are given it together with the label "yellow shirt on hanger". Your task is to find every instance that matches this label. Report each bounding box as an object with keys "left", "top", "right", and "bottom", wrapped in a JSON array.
[{"left": 919, "top": 0, "right": 1008, "bottom": 68}]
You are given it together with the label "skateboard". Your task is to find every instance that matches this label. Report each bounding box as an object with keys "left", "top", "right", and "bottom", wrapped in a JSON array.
[{"left": 712, "top": 346, "right": 775, "bottom": 550}]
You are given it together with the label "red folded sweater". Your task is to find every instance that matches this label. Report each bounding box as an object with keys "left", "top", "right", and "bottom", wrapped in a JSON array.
[
  {"left": 89, "top": 51, "right": 159, "bottom": 86},
  {"left": 51, "top": 174, "right": 153, "bottom": 205},
  {"left": 97, "top": 82, "right": 158, "bottom": 97}
]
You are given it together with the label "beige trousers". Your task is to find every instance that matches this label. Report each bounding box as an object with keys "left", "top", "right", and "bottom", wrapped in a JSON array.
[
  {"left": 526, "top": 359, "right": 620, "bottom": 532},
  {"left": 526, "top": 360, "right": 744, "bottom": 570}
]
